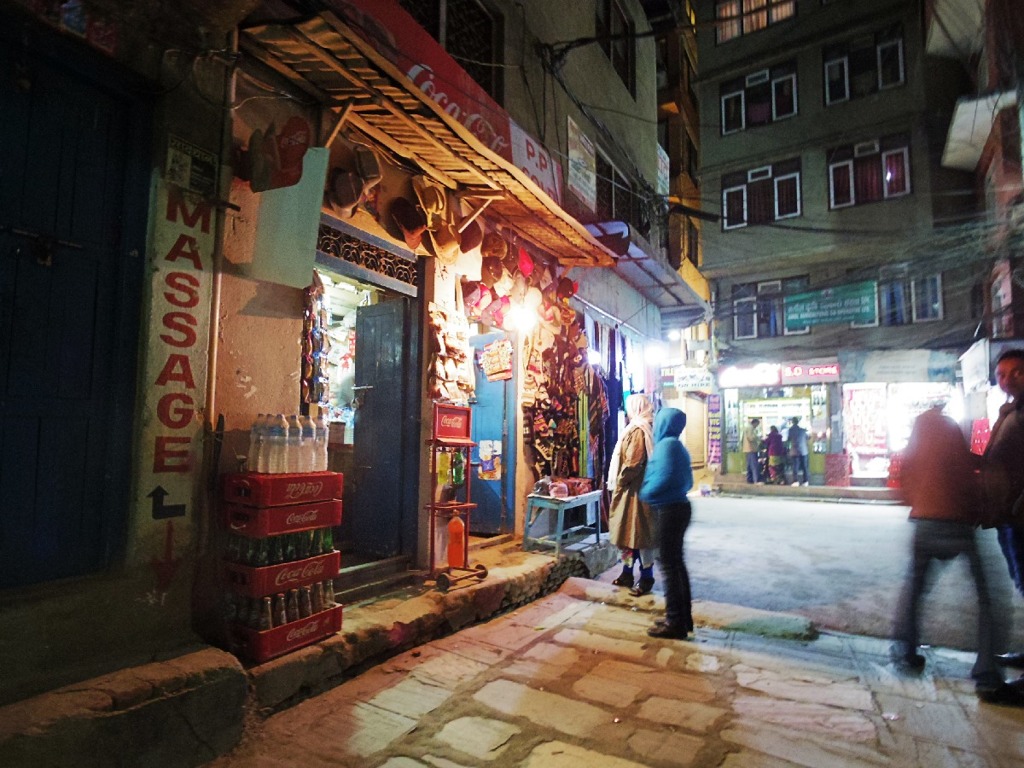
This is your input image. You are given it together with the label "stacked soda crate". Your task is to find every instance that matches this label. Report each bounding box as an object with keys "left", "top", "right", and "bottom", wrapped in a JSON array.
[{"left": 221, "top": 471, "right": 343, "bottom": 663}]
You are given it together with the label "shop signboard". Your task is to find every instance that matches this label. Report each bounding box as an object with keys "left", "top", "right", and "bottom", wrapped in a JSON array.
[
  {"left": 784, "top": 281, "right": 877, "bottom": 327},
  {"left": 838, "top": 350, "right": 957, "bottom": 383},
  {"left": 656, "top": 144, "right": 670, "bottom": 197},
  {"left": 960, "top": 339, "right": 990, "bottom": 394},
  {"left": 670, "top": 365, "right": 713, "bottom": 391},
  {"left": 707, "top": 394, "right": 722, "bottom": 466},
  {"left": 781, "top": 360, "right": 840, "bottom": 385},
  {"left": 567, "top": 116, "right": 596, "bottom": 210},
  {"left": 717, "top": 363, "right": 781, "bottom": 389},
  {"left": 433, "top": 403, "right": 473, "bottom": 443}
]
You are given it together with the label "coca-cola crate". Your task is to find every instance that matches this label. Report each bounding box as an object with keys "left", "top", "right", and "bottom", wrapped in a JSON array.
[
  {"left": 225, "top": 550, "right": 341, "bottom": 598},
  {"left": 223, "top": 499, "right": 342, "bottom": 538},
  {"left": 232, "top": 604, "right": 343, "bottom": 663},
  {"left": 221, "top": 471, "right": 343, "bottom": 508}
]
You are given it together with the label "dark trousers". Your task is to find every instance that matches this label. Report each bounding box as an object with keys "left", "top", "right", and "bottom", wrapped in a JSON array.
[
  {"left": 745, "top": 452, "right": 759, "bottom": 483},
  {"left": 893, "top": 519, "right": 1001, "bottom": 688},
  {"left": 997, "top": 525, "right": 1024, "bottom": 597},
  {"left": 790, "top": 454, "right": 809, "bottom": 484},
  {"left": 655, "top": 500, "right": 693, "bottom": 630}
]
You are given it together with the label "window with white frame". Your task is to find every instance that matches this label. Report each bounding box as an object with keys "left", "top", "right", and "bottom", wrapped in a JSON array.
[
  {"left": 720, "top": 62, "right": 797, "bottom": 135},
  {"left": 722, "top": 159, "right": 801, "bottom": 229},
  {"left": 851, "top": 265, "right": 942, "bottom": 328},
  {"left": 716, "top": 0, "right": 795, "bottom": 44},
  {"left": 733, "top": 276, "right": 810, "bottom": 339},
  {"left": 823, "top": 26, "right": 904, "bottom": 105},
  {"left": 827, "top": 135, "right": 910, "bottom": 209}
]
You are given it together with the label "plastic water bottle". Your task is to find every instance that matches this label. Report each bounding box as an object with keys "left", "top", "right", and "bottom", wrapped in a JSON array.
[
  {"left": 263, "top": 414, "right": 289, "bottom": 473},
  {"left": 247, "top": 413, "right": 265, "bottom": 472},
  {"left": 315, "top": 414, "right": 329, "bottom": 471},
  {"left": 299, "top": 415, "right": 316, "bottom": 473},
  {"left": 286, "top": 415, "right": 303, "bottom": 473}
]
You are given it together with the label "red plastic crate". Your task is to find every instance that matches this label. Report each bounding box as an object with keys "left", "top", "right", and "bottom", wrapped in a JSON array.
[
  {"left": 221, "top": 471, "right": 343, "bottom": 507},
  {"left": 231, "top": 604, "right": 343, "bottom": 663},
  {"left": 224, "top": 550, "right": 341, "bottom": 597},
  {"left": 223, "top": 499, "right": 342, "bottom": 538}
]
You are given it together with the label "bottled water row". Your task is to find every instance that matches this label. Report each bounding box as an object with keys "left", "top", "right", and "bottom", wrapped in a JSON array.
[{"left": 247, "top": 413, "right": 330, "bottom": 474}]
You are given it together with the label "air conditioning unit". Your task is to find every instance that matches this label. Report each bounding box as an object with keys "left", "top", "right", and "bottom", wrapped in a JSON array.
[{"left": 854, "top": 140, "right": 880, "bottom": 157}]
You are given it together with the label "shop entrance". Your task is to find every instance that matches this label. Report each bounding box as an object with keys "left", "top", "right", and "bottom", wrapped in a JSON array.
[
  {"left": 320, "top": 272, "right": 419, "bottom": 564},
  {"left": 0, "top": 30, "right": 147, "bottom": 586}
]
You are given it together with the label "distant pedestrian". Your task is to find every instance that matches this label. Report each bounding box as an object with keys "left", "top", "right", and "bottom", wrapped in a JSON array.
[
  {"left": 607, "top": 394, "right": 657, "bottom": 596},
  {"left": 890, "top": 406, "right": 1021, "bottom": 705},
  {"left": 742, "top": 418, "right": 761, "bottom": 484},
  {"left": 640, "top": 408, "right": 694, "bottom": 640},
  {"left": 982, "top": 348, "right": 1024, "bottom": 670},
  {"left": 787, "top": 416, "right": 810, "bottom": 486},
  {"left": 765, "top": 425, "right": 785, "bottom": 484}
]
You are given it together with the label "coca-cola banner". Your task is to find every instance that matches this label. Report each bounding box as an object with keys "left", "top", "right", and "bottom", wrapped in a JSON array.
[
  {"left": 335, "top": 0, "right": 562, "bottom": 204},
  {"left": 434, "top": 403, "right": 472, "bottom": 442}
]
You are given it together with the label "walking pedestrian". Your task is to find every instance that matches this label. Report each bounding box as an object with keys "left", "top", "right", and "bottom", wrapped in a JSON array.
[
  {"left": 982, "top": 348, "right": 1024, "bottom": 669},
  {"left": 742, "top": 418, "right": 761, "bottom": 484},
  {"left": 787, "top": 416, "right": 810, "bottom": 486},
  {"left": 640, "top": 408, "right": 694, "bottom": 640},
  {"left": 889, "top": 405, "right": 1021, "bottom": 704},
  {"left": 765, "top": 425, "right": 785, "bottom": 484},
  {"left": 606, "top": 394, "right": 657, "bottom": 596}
]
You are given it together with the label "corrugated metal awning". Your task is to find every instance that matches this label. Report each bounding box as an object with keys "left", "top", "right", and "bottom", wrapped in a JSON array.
[{"left": 240, "top": 12, "right": 617, "bottom": 268}]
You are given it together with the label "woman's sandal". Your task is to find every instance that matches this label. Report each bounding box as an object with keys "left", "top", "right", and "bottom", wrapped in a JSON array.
[
  {"left": 629, "top": 576, "right": 655, "bottom": 596},
  {"left": 611, "top": 572, "right": 635, "bottom": 588}
]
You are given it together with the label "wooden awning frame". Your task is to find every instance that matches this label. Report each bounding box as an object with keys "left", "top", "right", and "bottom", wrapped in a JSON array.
[{"left": 240, "top": 12, "right": 617, "bottom": 267}]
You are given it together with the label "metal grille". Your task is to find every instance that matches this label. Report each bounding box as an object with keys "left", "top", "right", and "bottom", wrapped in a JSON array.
[
  {"left": 317, "top": 224, "right": 419, "bottom": 287},
  {"left": 446, "top": 0, "right": 497, "bottom": 99}
]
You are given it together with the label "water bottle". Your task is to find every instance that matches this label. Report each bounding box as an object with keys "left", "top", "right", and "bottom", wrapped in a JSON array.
[
  {"left": 264, "top": 414, "right": 289, "bottom": 473},
  {"left": 286, "top": 414, "right": 303, "bottom": 473},
  {"left": 315, "top": 414, "right": 329, "bottom": 471},
  {"left": 247, "top": 413, "right": 266, "bottom": 472},
  {"left": 300, "top": 415, "right": 316, "bottom": 473}
]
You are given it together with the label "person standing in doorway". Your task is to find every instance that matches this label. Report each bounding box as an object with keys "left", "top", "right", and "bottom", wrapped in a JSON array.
[
  {"left": 607, "top": 394, "right": 657, "bottom": 596},
  {"left": 742, "top": 418, "right": 762, "bottom": 484},
  {"left": 787, "top": 416, "right": 810, "bottom": 486},
  {"left": 983, "top": 348, "right": 1024, "bottom": 669},
  {"left": 889, "top": 405, "right": 1019, "bottom": 704},
  {"left": 641, "top": 408, "right": 695, "bottom": 640}
]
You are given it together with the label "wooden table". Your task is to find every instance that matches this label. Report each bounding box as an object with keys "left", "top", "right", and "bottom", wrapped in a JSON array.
[{"left": 522, "top": 490, "right": 603, "bottom": 556}]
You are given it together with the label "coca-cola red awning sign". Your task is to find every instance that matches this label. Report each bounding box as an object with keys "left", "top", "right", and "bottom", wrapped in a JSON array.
[{"left": 433, "top": 403, "right": 473, "bottom": 443}]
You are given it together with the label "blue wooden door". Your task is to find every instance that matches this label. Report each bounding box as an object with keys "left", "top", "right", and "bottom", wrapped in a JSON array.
[
  {"left": 0, "top": 25, "right": 146, "bottom": 586},
  {"left": 469, "top": 333, "right": 515, "bottom": 535},
  {"left": 348, "top": 298, "right": 418, "bottom": 558}
]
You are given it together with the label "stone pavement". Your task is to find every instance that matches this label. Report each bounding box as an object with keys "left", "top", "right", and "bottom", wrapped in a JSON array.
[{"left": 207, "top": 578, "right": 1024, "bottom": 768}]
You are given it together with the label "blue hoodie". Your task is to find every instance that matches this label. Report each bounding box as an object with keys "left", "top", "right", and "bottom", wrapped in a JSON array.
[{"left": 639, "top": 408, "right": 693, "bottom": 506}]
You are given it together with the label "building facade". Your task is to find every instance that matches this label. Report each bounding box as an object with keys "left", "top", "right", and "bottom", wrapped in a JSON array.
[{"left": 697, "top": 0, "right": 979, "bottom": 484}]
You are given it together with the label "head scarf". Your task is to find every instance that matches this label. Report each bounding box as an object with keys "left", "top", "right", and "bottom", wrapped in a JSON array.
[{"left": 607, "top": 393, "right": 655, "bottom": 486}]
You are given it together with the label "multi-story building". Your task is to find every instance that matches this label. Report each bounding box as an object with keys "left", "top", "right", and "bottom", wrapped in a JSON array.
[
  {"left": 697, "top": 0, "right": 978, "bottom": 484},
  {"left": 928, "top": 0, "right": 1024, "bottom": 434}
]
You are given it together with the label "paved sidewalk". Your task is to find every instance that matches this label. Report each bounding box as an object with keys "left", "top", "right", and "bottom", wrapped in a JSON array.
[{"left": 207, "top": 578, "right": 1024, "bottom": 768}]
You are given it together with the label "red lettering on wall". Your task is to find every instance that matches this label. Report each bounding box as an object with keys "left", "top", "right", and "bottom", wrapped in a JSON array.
[
  {"left": 166, "top": 188, "right": 212, "bottom": 233},
  {"left": 165, "top": 234, "right": 204, "bottom": 270},
  {"left": 154, "top": 435, "right": 191, "bottom": 472},
  {"left": 157, "top": 392, "right": 195, "bottom": 429},
  {"left": 155, "top": 354, "right": 196, "bottom": 388},
  {"left": 160, "top": 312, "right": 198, "bottom": 348},
  {"left": 164, "top": 272, "right": 200, "bottom": 308}
]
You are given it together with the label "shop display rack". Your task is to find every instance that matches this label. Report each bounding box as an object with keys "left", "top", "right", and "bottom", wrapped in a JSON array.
[{"left": 220, "top": 470, "right": 344, "bottom": 663}]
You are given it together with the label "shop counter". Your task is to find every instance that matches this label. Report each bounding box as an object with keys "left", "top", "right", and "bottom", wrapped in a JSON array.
[{"left": 523, "top": 490, "right": 603, "bottom": 557}]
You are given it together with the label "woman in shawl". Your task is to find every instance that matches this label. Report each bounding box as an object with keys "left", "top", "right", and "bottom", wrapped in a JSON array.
[{"left": 607, "top": 393, "right": 657, "bottom": 595}]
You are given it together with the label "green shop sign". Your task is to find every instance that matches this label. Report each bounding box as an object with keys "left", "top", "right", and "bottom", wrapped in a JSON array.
[{"left": 784, "top": 281, "right": 877, "bottom": 327}]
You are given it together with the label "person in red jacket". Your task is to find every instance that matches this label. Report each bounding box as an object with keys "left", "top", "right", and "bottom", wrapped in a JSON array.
[{"left": 890, "top": 405, "right": 1022, "bottom": 705}]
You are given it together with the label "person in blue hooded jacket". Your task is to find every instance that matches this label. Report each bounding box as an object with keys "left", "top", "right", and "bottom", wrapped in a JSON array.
[{"left": 639, "top": 407, "right": 695, "bottom": 639}]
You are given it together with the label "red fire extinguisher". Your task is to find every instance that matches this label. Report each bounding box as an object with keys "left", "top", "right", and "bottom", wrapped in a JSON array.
[{"left": 447, "top": 513, "right": 466, "bottom": 569}]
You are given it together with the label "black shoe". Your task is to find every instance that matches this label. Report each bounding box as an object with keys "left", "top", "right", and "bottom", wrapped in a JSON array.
[
  {"left": 611, "top": 572, "right": 634, "bottom": 588},
  {"left": 977, "top": 682, "right": 1024, "bottom": 706},
  {"left": 629, "top": 576, "right": 655, "bottom": 596},
  {"left": 647, "top": 622, "right": 692, "bottom": 640},
  {"left": 996, "top": 652, "right": 1024, "bottom": 669},
  {"left": 890, "top": 646, "right": 925, "bottom": 673}
]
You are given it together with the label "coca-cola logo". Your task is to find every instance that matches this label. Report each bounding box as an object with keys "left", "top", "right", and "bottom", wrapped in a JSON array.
[
  {"left": 439, "top": 415, "right": 464, "bottom": 427},
  {"left": 406, "top": 64, "right": 509, "bottom": 155},
  {"left": 284, "top": 481, "right": 324, "bottom": 500},
  {"left": 273, "top": 559, "right": 327, "bottom": 587},
  {"left": 284, "top": 509, "right": 321, "bottom": 526},
  {"left": 286, "top": 618, "right": 323, "bottom": 642}
]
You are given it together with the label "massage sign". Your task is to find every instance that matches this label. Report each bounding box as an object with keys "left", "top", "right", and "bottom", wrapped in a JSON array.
[{"left": 135, "top": 183, "right": 214, "bottom": 583}]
